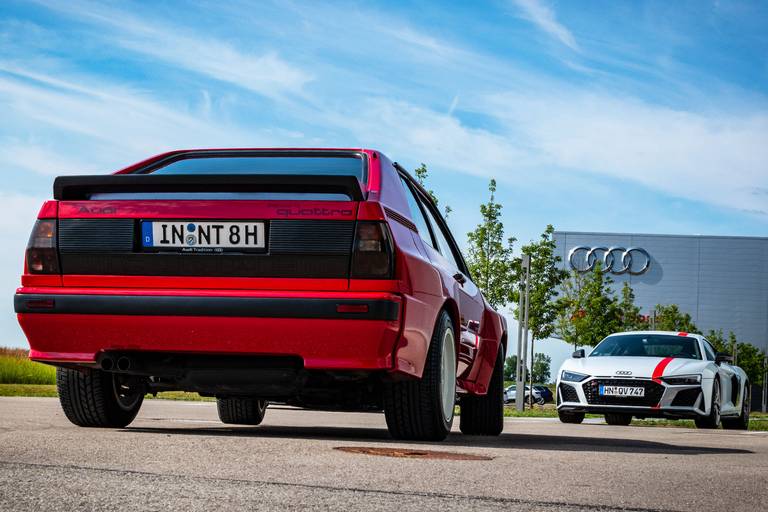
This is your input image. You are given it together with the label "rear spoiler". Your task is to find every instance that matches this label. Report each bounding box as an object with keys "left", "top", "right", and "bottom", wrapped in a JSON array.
[{"left": 53, "top": 174, "right": 365, "bottom": 201}]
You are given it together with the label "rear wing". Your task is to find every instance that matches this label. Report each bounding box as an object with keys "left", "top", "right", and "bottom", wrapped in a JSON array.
[{"left": 53, "top": 174, "right": 365, "bottom": 201}]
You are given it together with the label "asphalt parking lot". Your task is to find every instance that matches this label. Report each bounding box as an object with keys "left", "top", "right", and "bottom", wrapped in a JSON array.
[{"left": 0, "top": 397, "right": 766, "bottom": 511}]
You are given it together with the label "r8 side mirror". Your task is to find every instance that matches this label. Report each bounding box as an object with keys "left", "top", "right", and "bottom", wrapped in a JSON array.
[
  {"left": 715, "top": 353, "right": 733, "bottom": 365},
  {"left": 572, "top": 349, "right": 585, "bottom": 359}
]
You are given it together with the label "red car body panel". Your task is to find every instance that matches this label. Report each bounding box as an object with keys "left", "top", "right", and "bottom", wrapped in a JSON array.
[{"left": 16, "top": 148, "right": 506, "bottom": 400}]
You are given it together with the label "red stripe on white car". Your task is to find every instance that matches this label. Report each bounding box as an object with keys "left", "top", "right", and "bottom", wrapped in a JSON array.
[{"left": 652, "top": 356, "right": 674, "bottom": 383}]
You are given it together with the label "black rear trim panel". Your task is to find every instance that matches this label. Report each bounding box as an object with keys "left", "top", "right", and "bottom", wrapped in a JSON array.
[{"left": 15, "top": 293, "right": 400, "bottom": 321}]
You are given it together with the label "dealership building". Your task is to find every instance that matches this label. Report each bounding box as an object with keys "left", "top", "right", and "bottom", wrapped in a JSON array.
[{"left": 553, "top": 231, "right": 768, "bottom": 356}]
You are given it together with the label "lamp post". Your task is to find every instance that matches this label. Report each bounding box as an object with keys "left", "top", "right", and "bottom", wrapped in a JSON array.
[{"left": 516, "top": 254, "right": 530, "bottom": 412}]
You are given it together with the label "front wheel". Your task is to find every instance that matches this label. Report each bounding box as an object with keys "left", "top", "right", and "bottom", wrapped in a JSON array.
[
  {"left": 57, "top": 368, "right": 144, "bottom": 428},
  {"left": 460, "top": 345, "right": 504, "bottom": 436},
  {"left": 384, "top": 311, "right": 456, "bottom": 441},
  {"left": 558, "top": 410, "right": 585, "bottom": 424},
  {"left": 722, "top": 384, "right": 750, "bottom": 430},
  {"left": 695, "top": 379, "right": 721, "bottom": 429},
  {"left": 604, "top": 413, "right": 632, "bottom": 426}
]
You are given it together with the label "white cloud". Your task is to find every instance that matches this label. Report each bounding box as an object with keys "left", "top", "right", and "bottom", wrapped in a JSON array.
[
  {"left": 32, "top": 0, "right": 312, "bottom": 100},
  {"left": 511, "top": 0, "right": 580, "bottom": 52},
  {"left": 476, "top": 90, "right": 768, "bottom": 214}
]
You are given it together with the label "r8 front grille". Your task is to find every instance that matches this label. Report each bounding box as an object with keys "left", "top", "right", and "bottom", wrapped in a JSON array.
[
  {"left": 558, "top": 383, "right": 579, "bottom": 403},
  {"left": 583, "top": 379, "right": 664, "bottom": 407},
  {"left": 671, "top": 387, "right": 701, "bottom": 407}
]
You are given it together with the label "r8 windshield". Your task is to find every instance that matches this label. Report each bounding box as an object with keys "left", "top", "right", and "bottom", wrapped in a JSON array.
[{"left": 590, "top": 334, "right": 701, "bottom": 360}]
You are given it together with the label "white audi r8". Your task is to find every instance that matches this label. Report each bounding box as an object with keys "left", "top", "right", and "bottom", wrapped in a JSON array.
[{"left": 556, "top": 331, "right": 751, "bottom": 429}]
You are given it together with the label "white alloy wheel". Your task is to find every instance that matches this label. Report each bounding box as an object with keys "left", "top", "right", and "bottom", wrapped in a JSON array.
[{"left": 440, "top": 328, "right": 457, "bottom": 423}]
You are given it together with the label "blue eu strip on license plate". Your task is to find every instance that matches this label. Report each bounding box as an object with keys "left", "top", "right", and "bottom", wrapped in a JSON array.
[
  {"left": 599, "top": 385, "right": 605, "bottom": 395},
  {"left": 141, "top": 221, "right": 154, "bottom": 247}
]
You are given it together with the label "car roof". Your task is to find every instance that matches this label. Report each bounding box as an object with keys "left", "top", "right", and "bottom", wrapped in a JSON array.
[{"left": 606, "top": 330, "right": 704, "bottom": 339}]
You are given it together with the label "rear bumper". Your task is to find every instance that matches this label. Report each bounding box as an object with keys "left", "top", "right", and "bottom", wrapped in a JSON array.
[{"left": 15, "top": 290, "right": 402, "bottom": 370}]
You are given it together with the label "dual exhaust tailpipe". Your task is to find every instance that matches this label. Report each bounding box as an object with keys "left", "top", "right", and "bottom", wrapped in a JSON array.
[{"left": 100, "top": 355, "right": 133, "bottom": 372}]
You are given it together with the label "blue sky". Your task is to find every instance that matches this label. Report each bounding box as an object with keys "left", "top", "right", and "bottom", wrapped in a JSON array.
[{"left": 1, "top": 1, "right": 767, "bottom": 369}]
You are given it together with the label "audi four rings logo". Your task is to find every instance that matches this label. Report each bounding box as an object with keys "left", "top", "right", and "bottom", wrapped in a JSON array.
[
  {"left": 615, "top": 370, "right": 632, "bottom": 376},
  {"left": 568, "top": 246, "right": 651, "bottom": 275}
]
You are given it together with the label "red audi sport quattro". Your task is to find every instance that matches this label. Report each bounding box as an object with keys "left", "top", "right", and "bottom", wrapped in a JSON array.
[{"left": 15, "top": 149, "right": 507, "bottom": 441}]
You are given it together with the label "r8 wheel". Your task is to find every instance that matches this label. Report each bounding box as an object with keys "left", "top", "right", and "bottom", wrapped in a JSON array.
[
  {"left": 722, "top": 383, "right": 750, "bottom": 430},
  {"left": 558, "top": 410, "right": 585, "bottom": 424},
  {"left": 604, "top": 413, "right": 632, "bottom": 426},
  {"left": 695, "top": 378, "right": 721, "bottom": 429}
]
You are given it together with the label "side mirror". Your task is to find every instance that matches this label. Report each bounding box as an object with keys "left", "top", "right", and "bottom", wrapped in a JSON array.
[
  {"left": 572, "top": 349, "right": 585, "bottom": 359},
  {"left": 715, "top": 353, "right": 733, "bottom": 365}
]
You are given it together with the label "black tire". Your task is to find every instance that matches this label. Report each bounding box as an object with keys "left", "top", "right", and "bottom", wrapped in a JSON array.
[
  {"left": 217, "top": 398, "right": 268, "bottom": 425},
  {"left": 384, "top": 311, "right": 455, "bottom": 441},
  {"left": 695, "top": 379, "right": 721, "bottom": 429},
  {"left": 604, "top": 413, "right": 632, "bottom": 426},
  {"left": 558, "top": 410, "right": 585, "bottom": 424},
  {"left": 57, "top": 367, "right": 144, "bottom": 428},
  {"left": 722, "top": 383, "right": 750, "bottom": 430},
  {"left": 460, "top": 345, "right": 504, "bottom": 436}
]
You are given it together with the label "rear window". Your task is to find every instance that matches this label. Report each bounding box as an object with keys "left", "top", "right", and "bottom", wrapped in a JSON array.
[{"left": 140, "top": 154, "right": 365, "bottom": 181}]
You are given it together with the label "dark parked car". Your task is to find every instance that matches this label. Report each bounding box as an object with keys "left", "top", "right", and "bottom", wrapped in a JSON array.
[{"left": 533, "top": 385, "right": 554, "bottom": 403}]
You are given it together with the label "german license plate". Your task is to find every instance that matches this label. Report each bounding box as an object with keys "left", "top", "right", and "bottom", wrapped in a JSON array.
[
  {"left": 141, "top": 221, "right": 266, "bottom": 252},
  {"left": 599, "top": 385, "right": 644, "bottom": 397}
]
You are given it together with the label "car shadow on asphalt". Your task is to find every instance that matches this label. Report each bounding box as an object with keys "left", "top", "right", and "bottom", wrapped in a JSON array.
[{"left": 122, "top": 425, "right": 752, "bottom": 456}]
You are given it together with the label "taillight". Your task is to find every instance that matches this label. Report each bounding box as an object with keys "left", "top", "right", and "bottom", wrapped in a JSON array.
[
  {"left": 351, "top": 221, "right": 393, "bottom": 279},
  {"left": 26, "top": 220, "right": 60, "bottom": 274}
]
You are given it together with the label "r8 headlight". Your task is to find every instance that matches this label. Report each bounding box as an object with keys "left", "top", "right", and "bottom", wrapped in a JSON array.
[
  {"left": 561, "top": 370, "right": 589, "bottom": 382},
  {"left": 662, "top": 375, "right": 701, "bottom": 385}
]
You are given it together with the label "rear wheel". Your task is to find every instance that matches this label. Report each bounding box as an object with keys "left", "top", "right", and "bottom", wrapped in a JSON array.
[
  {"left": 384, "top": 311, "right": 456, "bottom": 441},
  {"left": 695, "top": 379, "right": 721, "bottom": 429},
  {"left": 604, "top": 413, "right": 632, "bottom": 426},
  {"left": 57, "top": 367, "right": 144, "bottom": 428},
  {"left": 558, "top": 410, "right": 585, "bottom": 424},
  {"left": 217, "top": 398, "right": 268, "bottom": 425},
  {"left": 460, "top": 345, "right": 504, "bottom": 436},
  {"left": 722, "top": 383, "right": 750, "bottom": 430}
]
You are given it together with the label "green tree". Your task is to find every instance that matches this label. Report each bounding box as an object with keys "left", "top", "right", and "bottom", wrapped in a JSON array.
[
  {"left": 557, "top": 263, "right": 622, "bottom": 348},
  {"left": 707, "top": 329, "right": 765, "bottom": 386},
  {"left": 618, "top": 282, "right": 644, "bottom": 331},
  {"left": 504, "top": 355, "right": 518, "bottom": 381},
  {"left": 512, "top": 225, "right": 567, "bottom": 401},
  {"left": 413, "top": 163, "right": 451, "bottom": 218},
  {"left": 466, "top": 179, "right": 516, "bottom": 308},
  {"left": 652, "top": 304, "right": 698, "bottom": 333},
  {"left": 532, "top": 353, "right": 551, "bottom": 383},
  {"left": 554, "top": 270, "right": 589, "bottom": 350},
  {"left": 512, "top": 225, "right": 569, "bottom": 342}
]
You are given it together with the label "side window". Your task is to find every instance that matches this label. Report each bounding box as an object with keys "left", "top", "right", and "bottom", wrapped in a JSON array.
[
  {"left": 702, "top": 340, "right": 716, "bottom": 361},
  {"left": 399, "top": 177, "right": 436, "bottom": 248},
  {"left": 419, "top": 197, "right": 461, "bottom": 271}
]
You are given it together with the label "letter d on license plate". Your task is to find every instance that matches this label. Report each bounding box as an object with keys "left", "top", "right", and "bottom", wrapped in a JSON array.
[{"left": 141, "top": 221, "right": 266, "bottom": 251}]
